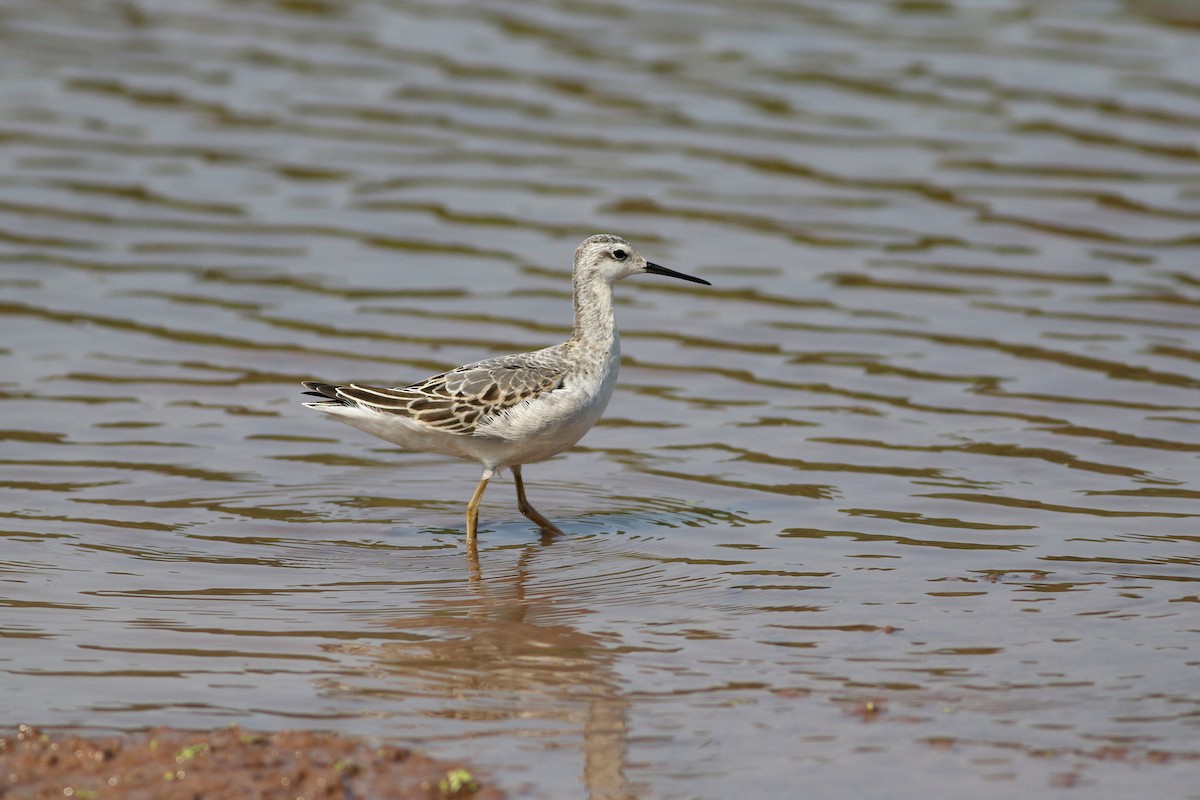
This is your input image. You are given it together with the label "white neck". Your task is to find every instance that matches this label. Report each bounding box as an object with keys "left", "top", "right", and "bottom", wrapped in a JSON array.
[{"left": 571, "top": 274, "right": 617, "bottom": 354}]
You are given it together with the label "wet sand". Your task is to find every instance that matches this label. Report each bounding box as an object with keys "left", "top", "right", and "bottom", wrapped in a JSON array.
[{"left": 1, "top": 725, "right": 502, "bottom": 800}]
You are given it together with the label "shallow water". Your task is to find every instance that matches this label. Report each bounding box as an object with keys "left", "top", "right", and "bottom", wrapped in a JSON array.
[{"left": 2, "top": 0, "right": 1200, "bottom": 797}]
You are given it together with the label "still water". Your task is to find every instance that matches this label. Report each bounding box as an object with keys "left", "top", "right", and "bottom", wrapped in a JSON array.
[{"left": 2, "top": 0, "right": 1199, "bottom": 797}]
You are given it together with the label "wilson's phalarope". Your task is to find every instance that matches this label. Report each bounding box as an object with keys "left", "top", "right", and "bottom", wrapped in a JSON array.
[{"left": 302, "top": 234, "right": 710, "bottom": 543}]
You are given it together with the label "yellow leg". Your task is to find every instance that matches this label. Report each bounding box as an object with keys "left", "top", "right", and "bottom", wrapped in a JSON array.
[
  {"left": 466, "top": 468, "right": 492, "bottom": 544},
  {"left": 512, "top": 465, "right": 563, "bottom": 535}
]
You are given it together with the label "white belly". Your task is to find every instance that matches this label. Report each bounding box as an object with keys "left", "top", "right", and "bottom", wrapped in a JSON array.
[{"left": 475, "top": 340, "right": 620, "bottom": 468}]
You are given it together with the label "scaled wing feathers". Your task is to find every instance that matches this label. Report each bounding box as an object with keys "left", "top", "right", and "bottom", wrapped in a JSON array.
[{"left": 306, "top": 352, "right": 568, "bottom": 436}]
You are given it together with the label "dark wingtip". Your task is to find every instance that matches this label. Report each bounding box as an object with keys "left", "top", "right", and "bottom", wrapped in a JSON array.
[{"left": 301, "top": 381, "right": 344, "bottom": 400}]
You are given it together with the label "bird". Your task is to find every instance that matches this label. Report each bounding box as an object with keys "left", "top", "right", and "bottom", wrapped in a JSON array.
[{"left": 301, "top": 234, "right": 710, "bottom": 544}]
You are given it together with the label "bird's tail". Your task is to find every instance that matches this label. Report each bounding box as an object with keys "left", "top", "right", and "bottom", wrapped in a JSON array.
[{"left": 300, "top": 380, "right": 348, "bottom": 406}]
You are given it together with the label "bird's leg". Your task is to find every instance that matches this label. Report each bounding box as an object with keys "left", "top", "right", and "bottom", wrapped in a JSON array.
[
  {"left": 466, "top": 468, "right": 492, "bottom": 543},
  {"left": 465, "top": 538, "right": 481, "bottom": 579},
  {"left": 512, "top": 465, "right": 563, "bottom": 535}
]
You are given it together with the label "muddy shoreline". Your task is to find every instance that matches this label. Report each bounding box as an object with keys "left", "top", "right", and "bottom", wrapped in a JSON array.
[{"left": 1, "top": 725, "right": 503, "bottom": 799}]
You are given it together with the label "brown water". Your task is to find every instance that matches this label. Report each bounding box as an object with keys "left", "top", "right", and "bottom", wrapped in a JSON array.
[{"left": 2, "top": 1, "right": 1199, "bottom": 797}]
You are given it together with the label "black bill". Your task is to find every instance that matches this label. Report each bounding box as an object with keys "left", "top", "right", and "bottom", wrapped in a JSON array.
[{"left": 644, "top": 262, "right": 711, "bottom": 286}]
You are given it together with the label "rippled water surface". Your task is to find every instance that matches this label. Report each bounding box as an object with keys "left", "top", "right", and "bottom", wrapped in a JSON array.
[{"left": 3, "top": 1, "right": 1200, "bottom": 797}]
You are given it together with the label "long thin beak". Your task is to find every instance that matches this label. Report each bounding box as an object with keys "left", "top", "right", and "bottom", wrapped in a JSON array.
[{"left": 644, "top": 262, "right": 711, "bottom": 286}]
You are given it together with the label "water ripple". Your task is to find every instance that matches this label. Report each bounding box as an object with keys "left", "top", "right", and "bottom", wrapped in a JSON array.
[{"left": 2, "top": 1, "right": 1199, "bottom": 797}]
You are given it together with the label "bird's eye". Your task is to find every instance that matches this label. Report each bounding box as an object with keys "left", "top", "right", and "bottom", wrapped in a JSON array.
[{"left": 612, "top": 249, "right": 627, "bottom": 260}]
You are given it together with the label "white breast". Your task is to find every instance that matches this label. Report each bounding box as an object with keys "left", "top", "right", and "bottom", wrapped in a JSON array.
[{"left": 476, "top": 336, "right": 620, "bottom": 468}]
